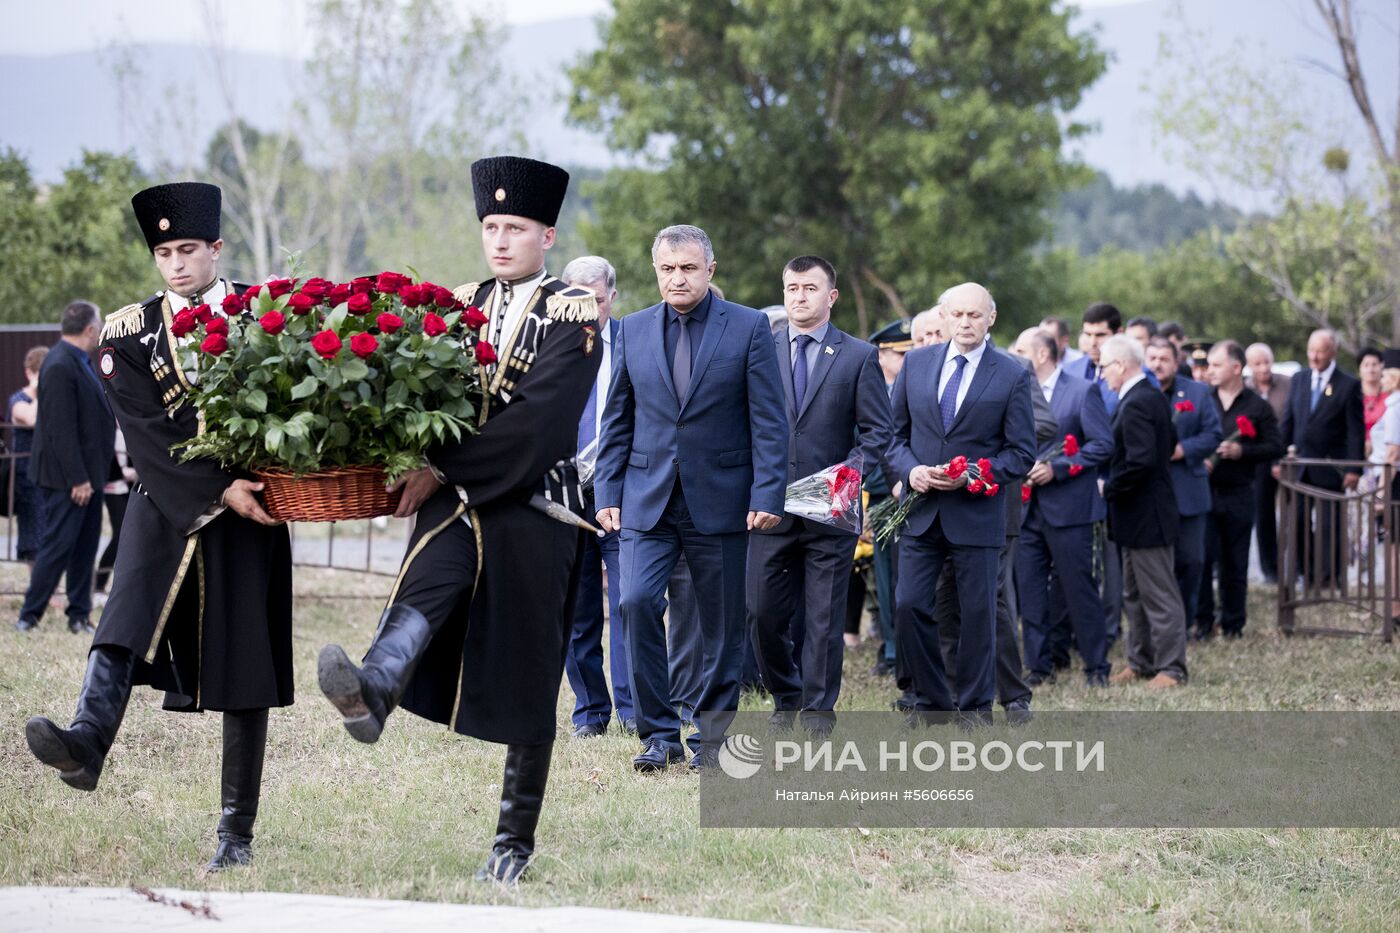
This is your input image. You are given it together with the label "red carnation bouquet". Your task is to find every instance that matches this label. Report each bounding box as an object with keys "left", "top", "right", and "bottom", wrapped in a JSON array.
[
  {"left": 1207, "top": 415, "right": 1257, "bottom": 469},
  {"left": 174, "top": 270, "right": 489, "bottom": 489},
  {"left": 866, "top": 455, "right": 1000, "bottom": 545},
  {"left": 1173, "top": 399, "right": 1195, "bottom": 422},
  {"left": 783, "top": 454, "right": 865, "bottom": 533}
]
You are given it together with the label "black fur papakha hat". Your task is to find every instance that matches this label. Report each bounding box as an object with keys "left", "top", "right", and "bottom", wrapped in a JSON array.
[
  {"left": 131, "top": 182, "right": 222, "bottom": 251},
  {"left": 471, "top": 156, "right": 570, "bottom": 226}
]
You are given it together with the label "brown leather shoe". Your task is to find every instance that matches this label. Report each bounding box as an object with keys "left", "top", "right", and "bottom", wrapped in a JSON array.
[
  {"left": 1108, "top": 667, "right": 1143, "bottom": 685},
  {"left": 1145, "top": 673, "right": 1183, "bottom": 690}
]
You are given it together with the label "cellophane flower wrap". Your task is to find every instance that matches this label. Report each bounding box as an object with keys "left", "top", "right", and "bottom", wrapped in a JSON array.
[
  {"left": 783, "top": 453, "right": 864, "bottom": 533},
  {"left": 173, "top": 272, "right": 486, "bottom": 481}
]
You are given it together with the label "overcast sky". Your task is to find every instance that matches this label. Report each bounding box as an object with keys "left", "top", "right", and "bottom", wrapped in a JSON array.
[{"left": 0, "top": 0, "right": 1144, "bottom": 56}]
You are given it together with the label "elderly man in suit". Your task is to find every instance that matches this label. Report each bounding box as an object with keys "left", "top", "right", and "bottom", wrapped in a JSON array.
[
  {"left": 16, "top": 300, "right": 115, "bottom": 634},
  {"left": 1014, "top": 327, "right": 1114, "bottom": 686},
  {"left": 747, "top": 255, "right": 891, "bottom": 737},
  {"left": 1145, "top": 336, "right": 1222, "bottom": 632},
  {"left": 596, "top": 224, "right": 787, "bottom": 772},
  {"left": 1278, "top": 328, "right": 1364, "bottom": 588},
  {"left": 887, "top": 282, "right": 1036, "bottom": 720},
  {"left": 1101, "top": 335, "right": 1187, "bottom": 688}
]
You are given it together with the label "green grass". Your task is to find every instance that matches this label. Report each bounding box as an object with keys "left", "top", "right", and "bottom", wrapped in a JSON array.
[{"left": 1, "top": 567, "right": 1397, "bottom": 931}]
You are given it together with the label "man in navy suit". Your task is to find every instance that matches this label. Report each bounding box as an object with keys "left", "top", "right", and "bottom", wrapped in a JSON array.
[
  {"left": 596, "top": 225, "right": 788, "bottom": 772},
  {"left": 887, "top": 283, "right": 1036, "bottom": 719},
  {"left": 559, "top": 256, "right": 633, "bottom": 738},
  {"left": 1145, "top": 337, "right": 1222, "bottom": 630},
  {"left": 1014, "top": 329, "right": 1113, "bottom": 686},
  {"left": 17, "top": 301, "right": 115, "bottom": 634},
  {"left": 1278, "top": 328, "right": 1364, "bottom": 587},
  {"left": 747, "top": 256, "right": 892, "bottom": 736}
]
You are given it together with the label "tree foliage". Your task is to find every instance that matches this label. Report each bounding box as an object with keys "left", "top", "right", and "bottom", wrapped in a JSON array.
[{"left": 568, "top": 0, "right": 1106, "bottom": 334}]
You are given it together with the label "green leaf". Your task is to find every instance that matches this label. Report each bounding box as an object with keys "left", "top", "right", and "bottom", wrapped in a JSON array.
[
  {"left": 290, "top": 375, "right": 320, "bottom": 400},
  {"left": 244, "top": 388, "right": 268, "bottom": 413},
  {"left": 340, "top": 358, "right": 370, "bottom": 381}
]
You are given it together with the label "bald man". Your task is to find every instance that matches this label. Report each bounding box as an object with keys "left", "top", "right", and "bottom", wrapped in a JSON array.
[{"left": 911, "top": 307, "right": 945, "bottom": 348}]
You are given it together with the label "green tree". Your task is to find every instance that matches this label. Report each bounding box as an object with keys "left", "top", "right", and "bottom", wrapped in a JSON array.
[
  {"left": 568, "top": 0, "right": 1105, "bottom": 334},
  {"left": 0, "top": 149, "right": 46, "bottom": 322}
]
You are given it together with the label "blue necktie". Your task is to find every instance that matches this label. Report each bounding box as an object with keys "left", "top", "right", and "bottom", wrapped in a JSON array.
[
  {"left": 673, "top": 315, "right": 691, "bottom": 400},
  {"left": 578, "top": 382, "right": 598, "bottom": 453},
  {"left": 1310, "top": 372, "right": 1323, "bottom": 411},
  {"left": 793, "top": 334, "right": 813, "bottom": 411},
  {"left": 939, "top": 354, "right": 967, "bottom": 432}
]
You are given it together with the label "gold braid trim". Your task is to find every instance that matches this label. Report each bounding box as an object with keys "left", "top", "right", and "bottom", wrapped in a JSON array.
[
  {"left": 100, "top": 303, "right": 144, "bottom": 341},
  {"left": 452, "top": 282, "right": 482, "bottom": 307},
  {"left": 545, "top": 287, "right": 599, "bottom": 323}
]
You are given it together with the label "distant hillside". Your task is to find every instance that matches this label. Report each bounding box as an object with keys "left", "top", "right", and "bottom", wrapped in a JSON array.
[{"left": 1050, "top": 172, "right": 1244, "bottom": 255}]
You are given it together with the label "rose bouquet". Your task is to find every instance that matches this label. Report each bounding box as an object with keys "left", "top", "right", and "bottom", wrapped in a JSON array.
[
  {"left": 173, "top": 271, "right": 489, "bottom": 520},
  {"left": 784, "top": 454, "right": 864, "bottom": 533},
  {"left": 866, "top": 455, "right": 1000, "bottom": 545},
  {"left": 1206, "top": 415, "right": 1257, "bottom": 469}
]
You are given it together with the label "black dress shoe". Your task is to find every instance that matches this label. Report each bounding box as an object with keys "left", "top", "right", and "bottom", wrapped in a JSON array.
[
  {"left": 1024, "top": 671, "right": 1056, "bottom": 687},
  {"left": 1086, "top": 673, "right": 1109, "bottom": 688},
  {"left": 869, "top": 659, "right": 895, "bottom": 678},
  {"left": 1222, "top": 629, "right": 1243, "bottom": 640},
  {"left": 803, "top": 717, "right": 834, "bottom": 739},
  {"left": 15, "top": 617, "right": 37, "bottom": 632},
  {"left": 571, "top": 722, "right": 607, "bottom": 739},
  {"left": 891, "top": 690, "right": 918, "bottom": 712},
  {"left": 767, "top": 710, "right": 795, "bottom": 734},
  {"left": 632, "top": 740, "right": 684, "bottom": 773},
  {"left": 620, "top": 718, "right": 638, "bottom": 735},
  {"left": 205, "top": 839, "right": 252, "bottom": 872},
  {"left": 67, "top": 617, "right": 95, "bottom": 635},
  {"left": 1003, "top": 698, "right": 1032, "bottom": 726},
  {"left": 689, "top": 745, "right": 720, "bottom": 772}
]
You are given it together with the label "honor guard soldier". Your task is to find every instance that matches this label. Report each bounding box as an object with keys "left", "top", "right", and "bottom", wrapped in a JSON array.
[
  {"left": 24, "top": 182, "right": 293, "bottom": 872},
  {"left": 317, "top": 156, "right": 601, "bottom": 884}
]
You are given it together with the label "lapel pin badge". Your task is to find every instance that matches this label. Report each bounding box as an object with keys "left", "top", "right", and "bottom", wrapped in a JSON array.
[
  {"left": 824, "top": 346, "right": 834, "bottom": 356},
  {"left": 1325, "top": 384, "right": 1333, "bottom": 397}
]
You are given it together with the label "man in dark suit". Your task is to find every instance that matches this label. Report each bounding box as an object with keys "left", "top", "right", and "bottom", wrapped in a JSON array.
[
  {"left": 747, "top": 256, "right": 891, "bottom": 736},
  {"left": 1014, "top": 328, "right": 1114, "bottom": 686},
  {"left": 887, "top": 283, "right": 1036, "bottom": 719},
  {"left": 1100, "top": 335, "right": 1187, "bottom": 688},
  {"left": 1145, "top": 336, "right": 1222, "bottom": 632},
  {"left": 16, "top": 301, "right": 115, "bottom": 634},
  {"left": 1248, "top": 343, "right": 1291, "bottom": 582},
  {"left": 559, "top": 256, "right": 633, "bottom": 738},
  {"left": 1278, "top": 328, "right": 1364, "bottom": 587},
  {"left": 596, "top": 224, "right": 787, "bottom": 772}
]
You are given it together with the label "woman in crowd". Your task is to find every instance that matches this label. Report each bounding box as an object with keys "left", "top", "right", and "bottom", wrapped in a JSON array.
[
  {"left": 1359, "top": 347, "right": 1387, "bottom": 448},
  {"left": 8, "top": 346, "right": 49, "bottom": 564}
]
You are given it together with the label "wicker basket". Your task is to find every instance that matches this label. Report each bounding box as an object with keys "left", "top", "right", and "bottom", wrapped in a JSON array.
[{"left": 255, "top": 465, "right": 403, "bottom": 522}]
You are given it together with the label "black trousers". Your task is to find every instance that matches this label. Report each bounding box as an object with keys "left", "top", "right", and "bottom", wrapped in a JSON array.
[
  {"left": 1198, "top": 485, "right": 1255, "bottom": 634},
  {"left": 1254, "top": 462, "right": 1279, "bottom": 581},
  {"left": 934, "top": 537, "right": 1032, "bottom": 707}
]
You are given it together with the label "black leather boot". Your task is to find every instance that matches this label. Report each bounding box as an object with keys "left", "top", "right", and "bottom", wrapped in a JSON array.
[
  {"left": 25, "top": 645, "right": 135, "bottom": 791},
  {"left": 206, "top": 708, "right": 268, "bottom": 872},
  {"left": 318, "top": 604, "right": 433, "bottom": 743},
  {"left": 474, "top": 742, "right": 552, "bottom": 885}
]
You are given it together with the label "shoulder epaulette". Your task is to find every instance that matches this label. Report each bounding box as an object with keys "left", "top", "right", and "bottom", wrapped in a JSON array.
[
  {"left": 545, "top": 285, "right": 599, "bottom": 323},
  {"left": 100, "top": 302, "right": 147, "bottom": 341},
  {"left": 453, "top": 282, "right": 482, "bottom": 307}
]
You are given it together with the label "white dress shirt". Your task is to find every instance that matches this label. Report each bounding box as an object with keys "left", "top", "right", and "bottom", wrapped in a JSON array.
[
  {"left": 588, "top": 318, "right": 614, "bottom": 443},
  {"left": 937, "top": 339, "right": 987, "bottom": 416},
  {"left": 1040, "top": 365, "right": 1063, "bottom": 404},
  {"left": 1311, "top": 361, "right": 1337, "bottom": 398},
  {"left": 167, "top": 278, "right": 229, "bottom": 312},
  {"left": 488, "top": 269, "right": 548, "bottom": 364},
  {"left": 1117, "top": 370, "right": 1146, "bottom": 401}
]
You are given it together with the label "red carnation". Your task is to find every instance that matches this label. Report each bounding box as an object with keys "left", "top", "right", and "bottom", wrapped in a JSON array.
[
  {"left": 311, "top": 330, "right": 342, "bottom": 360},
  {"left": 983, "top": 483, "right": 1000, "bottom": 497},
  {"left": 300, "top": 277, "right": 333, "bottom": 300},
  {"left": 288, "top": 292, "right": 318, "bottom": 314},
  {"left": 399, "top": 283, "right": 428, "bottom": 308},
  {"left": 329, "top": 283, "right": 353, "bottom": 306},
  {"left": 967, "top": 479, "right": 985, "bottom": 495},
  {"left": 375, "top": 271, "right": 411, "bottom": 294},
  {"left": 1236, "top": 415, "right": 1257, "bottom": 438},
  {"left": 423, "top": 312, "right": 448, "bottom": 337},
  {"left": 376, "top": 312, "right": 404, "bottom": 334},
  {"left": 976, "top": 457, "right": 992, "bottom": 475},
  {"left": 259, "top": 311, "right": 286, "bottom": 335},
  {"left": 945, "top": 455, "right": 968, "bottom": 479},
  {"left": 1063, "top": 434, "right": 1080, "bottom": 457},
  {"left": 433, "top": 285, "right": 457, "bottom": 309},
  {"left": 221, "top": 292, "right": 244, "bottom": 315},
  {"left": 201, "top": 333, "right": 228, "bottom": 356},
  {"left": 171, "top": 309, "right": 198, "bottom": 338},
  {"left": 265, "top": 278, "right": 294, "bottom": 299},
  {"left": 463, "top": 305, "right": 489, "bottom": 330},
  {"left": 1175, "top": 400, "right": 1195, "bottom": 413},
  {"left": 1021, "top": 485, "right": 1032, "bottom": 504},
  {"left": 193, "top": 303, "right": 214, "bottom": 325},
  {"left": 351, "top": 276, "right": 375, "bottom": 295},
  {"left": 205, "top": 316, "right": 229, "bottom": 336},
  {"left": 1068, "top": 463, "right": 1084, "bottom": 477},
  {"left": 350, "top": 332, "right": 379, "bottom": 359},
  {"left": 347, "top": 293, "right": 373, "bottom": 315},
  {"left": 475, "top": 339, "right": 498, "bottom": 365}
]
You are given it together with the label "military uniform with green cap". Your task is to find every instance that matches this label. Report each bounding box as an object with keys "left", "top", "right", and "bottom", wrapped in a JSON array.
[
  {"left": 23, "top": 181, "right": 294, "bottom": 873},
  {"left": 316, "top": 155, "right": 600, "bottom": 885},
  {"left": 865, "top": 319, "right": 912, "bottom": 679}
]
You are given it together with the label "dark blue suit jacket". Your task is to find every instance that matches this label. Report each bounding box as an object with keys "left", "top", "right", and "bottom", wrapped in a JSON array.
[
  {"left": 1163, "top": 376, "right": 1222, "bottom": 517},
  {"left": 887, "top": 343, "right": 1036, "bottom": 547},
  {"left": 769, "top": 325, "right": 892, "bottom": 536},
  {"left": 595, "top": 297, "right": 788, "bottom": 535},
  {"left": 1031, "top": 370, "right": 1113, "bottom": 528},
  {"left": 1279, "top": 364, "right": 1364, "bottom": 490},
  {"left": 28, "top": 340, "right": 115, "bottom": 492}
]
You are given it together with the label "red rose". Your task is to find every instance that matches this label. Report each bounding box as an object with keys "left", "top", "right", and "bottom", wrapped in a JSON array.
[
  {"left": 329, "top": 283, "right": 352, "bottom": 306},
  {"left": 300, "top": 277, "right": 332, "bottom": 300},
  {"left": 221, "top": 292, "right": 244, "bottom": 315},
  {"left": 1068, "top": 463, "right": 1084, "bottom": 477},
  {"left": 350, "top": 332, "right": 379, "bottom": 359},
  {"left": 433, "top": 285, "right": 457, "bottom": 309},
  {"left": 260, "top": 310, "right": 286, "bottom": 335},
  {"left": 311, "top": 330, "right": 342, "bottom": 360},
  {"left": 967, "top": 479, "right": 985, "bottom": 495},
  {"left": 266, "top": 278, "right": 294, "bottom": 299},
  {"left": 351, "top": 276, "right": 375, "bottom": 295},
  {"left": 347, "top": 293, "right": 373, "bottom": 315},
  {"left": 201, "top": 333, "right": 228, "bottom": 355},
  {"left": 399, "top": 283, "right": 427, "bottom": 308},
  {"left": 243, "top": 284, "right": 262, "bottom": 301},
  {"left": 193, "top": 303, "right": 214, "bottom": 325},
  {"left": 205, "top": 316, "right": 229, "bottom": 336},
  {"left": 463, "top": 305, "right": 489, "bottom": 330},
  {"left": 1021, "top": 485, "right": 1032, "bottom": 504},
  {"left": 1063, "top": 434, "right": 1080, "bottom": 457},
  {"left": 475, "top": 339, "right": 498, "bottom": 365},
  {"left": 171, "top": 309, "right": 198, "bottom": 338},
  {"left": 423, "top": 312, "right": 448, "bottom": 337},
  {"left": 376, "top": 312, "right": 404, "bottom": 334},
  {"left": 1236, "top": 415, "right": 1257, "bottom": 438},
  {"left": 288, "top": 292, "right": 318, "bottom": 314},
  {"left": 375, "top": 271, "right": 411, "bottom": 294},
  {"left": 983, "top": 483, "right": 1000, "bottom": 497}
]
